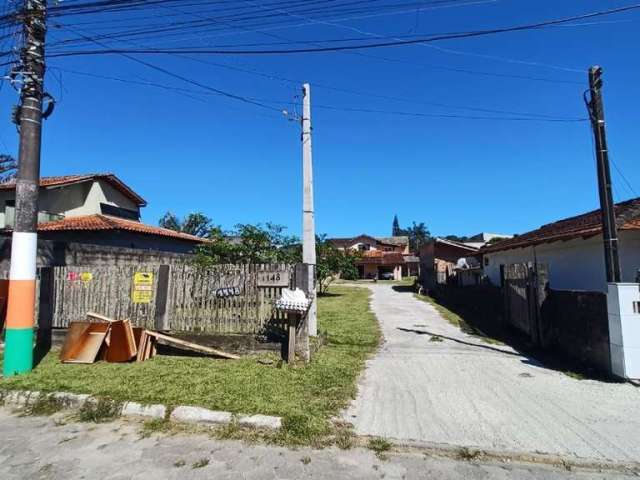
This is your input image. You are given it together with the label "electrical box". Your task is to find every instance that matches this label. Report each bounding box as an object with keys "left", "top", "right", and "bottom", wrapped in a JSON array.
[{"left": 607, "top": 283, "right": 640, "bottom": 379}]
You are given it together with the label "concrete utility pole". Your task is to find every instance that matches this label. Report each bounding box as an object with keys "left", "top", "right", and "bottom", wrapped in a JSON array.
[
  {"left": 4, "top": 0, "right": 48, "bottom": 377},
  {"left": 586, "top": 66, "right": 621, "bottom": 283},
  {"left": 301, "top": 83, "right": 317, "bottom": 337}
]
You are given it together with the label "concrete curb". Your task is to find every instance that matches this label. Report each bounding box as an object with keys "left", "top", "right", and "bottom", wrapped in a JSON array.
[
  {"left": 369, "top": 435, "right": 640, "bottom": 475},
  {"left": 0, "top": 389, "right": 282, "bottom": 430}
]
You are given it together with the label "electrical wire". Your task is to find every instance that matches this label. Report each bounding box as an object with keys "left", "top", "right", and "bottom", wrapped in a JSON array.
[{"left": 43, "top": 4, "right": 640, "bottom": 57}]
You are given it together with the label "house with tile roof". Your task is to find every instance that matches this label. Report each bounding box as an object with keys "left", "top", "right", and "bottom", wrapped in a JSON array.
[
  {"left": 479, "top": 197, "right": 640, "bottom": 292},
  {"left": 328, "top": 234, "right": 418, "bottom": 280},
  {"left": 0, "top": 174, "right": 205, "bottom": 268},
  {"left": 419, "top": 237, "right": 481, "bottom": 288}
]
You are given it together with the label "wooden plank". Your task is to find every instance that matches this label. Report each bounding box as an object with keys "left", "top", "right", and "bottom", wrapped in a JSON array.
[
  {"left": 104, "top": 319, "right": 137, "bottom": 362},
  {"left": 144, "top": 330, "right": 240, "bottom": 359},
  {"left": 287, "top": 313, "right": 297, "bottom": 363},
  {"left": 61, "top": 322, "right": 110, "bottom": 364},
  {"left": 136, "top": 330, "right": 148, "bottom": 362}
]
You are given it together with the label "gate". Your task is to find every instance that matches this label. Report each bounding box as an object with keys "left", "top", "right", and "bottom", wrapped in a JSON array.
[{"left": 502, "top": 263, "right": 549, "bottom": 346}]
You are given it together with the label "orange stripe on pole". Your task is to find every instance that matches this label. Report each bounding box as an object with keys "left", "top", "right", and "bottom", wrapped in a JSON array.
[{"left": 5, "top": 279, "right": 36, "bottom": 329}]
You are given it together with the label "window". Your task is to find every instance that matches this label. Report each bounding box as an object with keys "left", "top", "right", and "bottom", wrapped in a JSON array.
[
  {"left": 100, "top": 203, "right": 140, "bottom": 221},
  {"left": 357, "top": 243, "right": 371, "bottom": 251}
]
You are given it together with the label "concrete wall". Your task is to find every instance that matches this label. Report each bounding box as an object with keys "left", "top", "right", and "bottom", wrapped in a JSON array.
[
  {"left": 0, "top": 232, "right": 196, "bottom": 272},
  {"left": 483, "top": 230, "right": 640, "bottom": 292},
  {"left": 541, "top": 289, "right": 610, "bottom": 374}
]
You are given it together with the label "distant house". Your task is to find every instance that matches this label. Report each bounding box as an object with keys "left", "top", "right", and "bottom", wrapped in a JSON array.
[
  {"left": 329, "top": 234, "right": 418, "bottom": 280},
  {"left": 480, "top": 197, "right": 640, "bottom": 292},
  {"left": 467, "top": 232, "right": 513, "bottom": 245},
  {"left": 455, "top": 256, "right": 482, "bottom": 287},
  {"left": 419, "top": 238, "right": 480, "bottom": 288},
  {"left": 0, "top": 173, "right": 205, "bottom": 268}
]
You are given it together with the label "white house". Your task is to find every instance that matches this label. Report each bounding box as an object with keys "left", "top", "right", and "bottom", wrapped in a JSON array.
[{"left": 481, "top": 198, "right": 640, "bottom": 292}]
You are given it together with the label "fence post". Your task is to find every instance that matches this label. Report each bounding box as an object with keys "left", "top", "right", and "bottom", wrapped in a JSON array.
[
  {"left": 294, "top": 263, "right": 311, "bottom": 363},
  {"left": 154, "top": 265, "right": 171, "bottom": 331},
  {"left": 35, "top": 267, "right": 54, "bottom": 364}
]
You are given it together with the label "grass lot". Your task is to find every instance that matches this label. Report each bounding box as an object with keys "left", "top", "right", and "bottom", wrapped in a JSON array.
[
  {"left": 0, "top": 286, "right": 380, "bottom": 445},
  {"left": 414, "top": 294, "right": 503, "bottom": 345}
]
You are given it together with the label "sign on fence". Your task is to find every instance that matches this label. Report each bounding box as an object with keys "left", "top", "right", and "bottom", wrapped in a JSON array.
[
  {"left": 257, "top": 270, "right": 290, "bottom": 287},
  {"left": 132, "top": 272, "right": 154, "bottom": 304}
]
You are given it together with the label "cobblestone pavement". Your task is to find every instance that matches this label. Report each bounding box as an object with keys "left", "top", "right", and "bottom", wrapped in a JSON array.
[
  {"left": 343, "top": 284, "right": 640, "bottom": 462},
  {"left": 0, "top": 409, "right": 637, "bottom": 480}
]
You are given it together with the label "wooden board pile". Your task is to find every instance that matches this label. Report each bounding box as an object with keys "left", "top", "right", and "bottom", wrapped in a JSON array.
[{"left": 60, "top": 312, "right": 239, "bottom": 364}]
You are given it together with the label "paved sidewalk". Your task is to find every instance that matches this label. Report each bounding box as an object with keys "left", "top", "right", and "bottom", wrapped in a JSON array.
[
  {"left": 343, "top": 284, "right": 640, "bottom": 463},
  {"left": 0, "top": 409, "right": 636, "bottom": 479}
]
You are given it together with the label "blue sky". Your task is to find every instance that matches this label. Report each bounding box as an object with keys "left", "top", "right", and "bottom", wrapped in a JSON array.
[{"left": 1, "top": 0, "right": 638, "bottom": 239}]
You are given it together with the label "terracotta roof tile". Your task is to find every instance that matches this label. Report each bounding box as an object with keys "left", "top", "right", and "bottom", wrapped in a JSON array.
[
  {"left": 482, "top": 197, "right": 640, "bottom": 254},
  {"left": 357, "top": 251, "right": 406, "bottom": 265},
  {"left": 0, "top": 173, "right": 147, "bottom": 206},
  {"left": 37, "top": 214, "right": 204, "bottom": 243}
]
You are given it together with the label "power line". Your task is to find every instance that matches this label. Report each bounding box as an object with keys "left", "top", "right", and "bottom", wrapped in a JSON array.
[{"left": 44, "top": 4, "right": 640, "bottom": 57}]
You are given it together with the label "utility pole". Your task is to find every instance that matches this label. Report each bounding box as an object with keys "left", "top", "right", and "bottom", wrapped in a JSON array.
[
  {"left": 586, "top": 66, "right": 621, "bottom": 283},
  {"left": 4, "top": 0, "right": 48, "bottom": 377},
  {"left": 301, "top": 83, "right": 317, "bottom": 337}
]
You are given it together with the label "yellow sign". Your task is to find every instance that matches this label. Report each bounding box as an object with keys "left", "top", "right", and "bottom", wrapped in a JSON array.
[{"left": 132, "top": 272, "right": 154, "bottom": 304}]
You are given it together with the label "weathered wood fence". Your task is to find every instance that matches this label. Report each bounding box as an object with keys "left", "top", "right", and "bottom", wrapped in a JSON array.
[
  {"left": 42, "top": 263, "right": 296, "bottom": 334},
  {"left": 502, "top": 262, "right": 549, "bottom": 346}
]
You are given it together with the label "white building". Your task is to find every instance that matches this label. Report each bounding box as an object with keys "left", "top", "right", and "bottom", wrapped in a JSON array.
[{"left": 481, "top": 198, "right": 640, "bottom": 292}]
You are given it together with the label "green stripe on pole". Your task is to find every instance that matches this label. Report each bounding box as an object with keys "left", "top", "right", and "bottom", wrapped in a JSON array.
[{"left": 3, "top": 328, "right": 33, "bottom": 377}]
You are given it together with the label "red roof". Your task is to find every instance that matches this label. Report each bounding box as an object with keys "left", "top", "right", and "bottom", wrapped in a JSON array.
[
  {"left": 357, "top": 250, "right": 406, "bottom": 265},
  {"left": 37, "top": 214, "right": 204, "bottom": 243},
  {"left": 0, "top": 173, "right": 147, "bottom": 206},
  {"left": 482, "top": 197, "right": 640, "bottom": 254}
]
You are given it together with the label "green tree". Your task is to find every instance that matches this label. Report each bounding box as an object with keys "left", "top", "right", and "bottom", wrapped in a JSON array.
[
  {"left": 315, "top": 235, "right": 359, "bottom": 295},
  {"left": 403, "top": 221, "right": 431, "bottom": 252},
  {"left": 392, "top": 214, "right": 401, "bottom": 236},
  {"left": 194, "top": 223, "right": 300, "bottom": 266},
  {"left": 444, "top": 234, "right": 470, "bottom": 243},
  {"left": 159, "top": 211, "right": 213, "bottom": 238}
]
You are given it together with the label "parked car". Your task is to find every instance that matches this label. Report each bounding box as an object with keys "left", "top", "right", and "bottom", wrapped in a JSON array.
[{"left": 379, "top": 272, "right": 395, "bottom": 280}]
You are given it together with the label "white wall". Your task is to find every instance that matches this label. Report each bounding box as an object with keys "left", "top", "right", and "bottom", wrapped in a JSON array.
[
  {"left": 54, "top": 180, "right": 139, "bottom": 217},
  {"left": 483, "top": 230, "right": 640, "bottom": 292}
]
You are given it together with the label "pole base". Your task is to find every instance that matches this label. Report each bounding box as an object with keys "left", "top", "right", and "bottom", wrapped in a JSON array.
[{"left": 3, "top": 328, "right": 34, "bottom": 377}]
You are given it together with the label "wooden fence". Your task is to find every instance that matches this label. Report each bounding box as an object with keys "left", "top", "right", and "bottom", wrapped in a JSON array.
[
  {"left": 43, "top": 263, "right": 295, "bottom": 334},
  {"left": 502, "top": 262, "right": 549, "bottom": 346}
]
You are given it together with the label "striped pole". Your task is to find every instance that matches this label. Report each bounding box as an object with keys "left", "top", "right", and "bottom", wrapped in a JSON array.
[
  {"left": 3, "top": 0, "right": 47, "bottom": 377},
  {"left": 3, "top": 233, "right": 37, "bottom": 375}
]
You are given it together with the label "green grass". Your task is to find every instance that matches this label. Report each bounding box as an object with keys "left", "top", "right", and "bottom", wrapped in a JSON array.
[
  {"left": 414, "top": 294, "right": 503, "bottom": 345},
  {"left": 367, "top": 437, "right": 392, "bottom": 460},
  {"left": 0, "top": 286, "right": 380, "bottom": 445}
]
